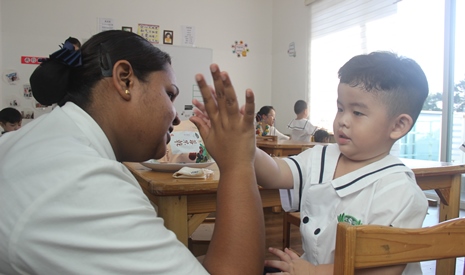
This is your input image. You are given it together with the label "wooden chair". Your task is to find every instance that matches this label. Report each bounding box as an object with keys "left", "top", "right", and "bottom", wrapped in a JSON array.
[
  {"left": 333, "top": 218, "right": 465, "bottom": 275},
  {"left": 283, "top": 211, "right": 301, "bottom": 250}
]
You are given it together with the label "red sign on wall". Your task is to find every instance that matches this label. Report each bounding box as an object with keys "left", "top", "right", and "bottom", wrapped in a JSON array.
[{"left": 21, "top": 56, "right": 46, "bottom": 65}]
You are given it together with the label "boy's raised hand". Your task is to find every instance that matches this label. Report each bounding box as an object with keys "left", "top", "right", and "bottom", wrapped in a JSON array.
[{"left": 190, "top": 64, "right": 256, "bottom": 167}]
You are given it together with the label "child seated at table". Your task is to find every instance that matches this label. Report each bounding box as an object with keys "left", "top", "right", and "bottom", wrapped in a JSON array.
[
  {"left": 0, "top": 107, "right": 22, "bottom": 136},
  {"left": 287, "top": 100, "right": 317, "bottom": 142},
  {"left": 313, "top": 128, "right": 330, "bottom": 143},
  {"left": 256, "top": 105, "right": 289, "bottom": 141},
  {"left": 254, "top": 52, "right": 429, "bottom": 274}
]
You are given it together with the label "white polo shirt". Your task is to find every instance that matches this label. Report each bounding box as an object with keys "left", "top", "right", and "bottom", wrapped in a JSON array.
[
  {"left": 0, "top": 103, "right": 208, "bottom": 275},
  {"left": 280, "top": 144, "right": 428, "bottom": 274}
]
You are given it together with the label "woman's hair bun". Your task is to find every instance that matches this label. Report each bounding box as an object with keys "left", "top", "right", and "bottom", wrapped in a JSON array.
[{"left": 30, "top": 60, "right": 70, "bottom": 105}]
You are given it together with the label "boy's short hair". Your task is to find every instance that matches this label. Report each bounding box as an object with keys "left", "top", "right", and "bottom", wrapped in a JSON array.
[
  {"left": 313, "top": 129, "right": 329, "bottom": 142},
  {"left": 294, "top": 100, "right": 307, "bottom": 115},
  {"left": 0, "top": 107, "right": 22, "bottom": 124},
  {"left": 338, "top": 51, "right": 428, "bottom": 124}
]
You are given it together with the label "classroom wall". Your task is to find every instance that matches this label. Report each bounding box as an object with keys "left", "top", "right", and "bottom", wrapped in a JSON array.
[
  {"left": 1, "top": 0, "right": 309, "bottom": 133},
  {"left": 0, "top": 7, "right": 3, "bottom": 106},
  {"left": 0, "top": 0, "right": 275, "bottom": 122},
  {"left": 271, "top": 0, "right": 309, "bottom": 133}
]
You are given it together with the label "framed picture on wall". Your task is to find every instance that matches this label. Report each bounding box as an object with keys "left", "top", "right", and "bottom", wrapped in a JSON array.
[
  {"left": 122, "top": 26, "right": 132, "bottom": 32},
  {"left": 163, "top": 30, "right": 173, "bottom": 45}
]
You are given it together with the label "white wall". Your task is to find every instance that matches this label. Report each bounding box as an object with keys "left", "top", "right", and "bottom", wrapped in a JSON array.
[
  {"left": 271, "top": 0, "right": 309, "bottom": 133},
  {"left": 0, "top": 0, "right": 273, "bottom": 120},
  {"left": 0, "top": 1, "right": 3, "bottom": 105}
]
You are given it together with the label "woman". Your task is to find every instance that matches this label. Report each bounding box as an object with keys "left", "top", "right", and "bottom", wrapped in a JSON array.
[
  {"left": 256, "top": 105, "right": 290, "bottom": 141},
  {"left": 0, "top": 30, "right": 264, "bottom": 274}
]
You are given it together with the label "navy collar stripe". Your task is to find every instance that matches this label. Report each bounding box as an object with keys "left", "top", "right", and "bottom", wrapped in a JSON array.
[
  {"left": 334, "top": 163, "right": 406, "bottom": 191},
  {"left": 288, "top": 157, "right": 303, "bottom": 211},
  {"left": 319, "top": 145, "right": 327, "bottom": 183}
]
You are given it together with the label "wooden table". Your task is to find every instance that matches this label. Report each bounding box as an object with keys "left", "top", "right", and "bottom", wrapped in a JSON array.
[
  {"left": 124, "top": 162, "right": 281, "bottom": 247},
  {"left": 125, "top": 158, "right": 465, "bottom": 275},
  {"left": 256, "top": 140, "right": 329, "bottom": 157}
]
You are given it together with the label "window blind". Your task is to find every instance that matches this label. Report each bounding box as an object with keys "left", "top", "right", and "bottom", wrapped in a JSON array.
[
  {"left": 310, "top": 0, "right": 396, "bottom": 39},
  {"left": 307, "top": 0, "right": 398, "bottom": 130}
]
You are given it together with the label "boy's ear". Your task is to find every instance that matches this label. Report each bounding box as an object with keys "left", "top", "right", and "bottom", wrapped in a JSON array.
[
  {"left": 390, "top": 114, "right": 414, "bottom": 140},
  {"left": 111, "top": 60, "right": 134, "bottom": 101}
]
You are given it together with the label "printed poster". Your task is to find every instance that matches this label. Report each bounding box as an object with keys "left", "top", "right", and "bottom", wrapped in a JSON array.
[{"left": 138, "top": 24, "right": 160, "bottom": 44}]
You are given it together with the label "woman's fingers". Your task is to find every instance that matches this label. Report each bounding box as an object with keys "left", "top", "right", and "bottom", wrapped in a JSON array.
[
  {"left": 195, "top": 73, "right": 218, "bottom": 121},
  {"left": 209, "top": 64, "right": 240, "bottom": 124},
  {"left": 218, "top": 71, "right": 240, "bottom": 118},
  {"left": 243, "top": 89, "right": 255, "bottom": 126}
]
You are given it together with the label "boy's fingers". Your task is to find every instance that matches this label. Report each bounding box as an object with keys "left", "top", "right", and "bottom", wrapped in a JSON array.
[
  {"left": 189, "top": 116, "right": 209, "bottom": 139},
  {"left": 192, "top": 99, "right": 206, "bottom": 115}
]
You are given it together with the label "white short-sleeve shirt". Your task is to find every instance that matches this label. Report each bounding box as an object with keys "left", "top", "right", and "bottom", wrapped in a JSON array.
[
  {"left": 0, "top": 103, "right": 208, "bottom": 275},
  {"left": 280, "top": 144, "right": 428, "bottom": 275},
  {"left": 287, "top": 119, "right": 317, "bottom": 142}
]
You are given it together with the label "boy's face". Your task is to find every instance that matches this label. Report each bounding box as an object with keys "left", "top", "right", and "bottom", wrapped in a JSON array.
[
  {"left": 0, "top": 121, "right": 22, "bottom": 132},
  {"left": 333, "top": 83, "right": 395, "bottom": 162}
]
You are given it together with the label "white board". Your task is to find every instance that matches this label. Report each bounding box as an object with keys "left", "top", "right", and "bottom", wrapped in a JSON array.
[{"left": 155, "top": 44, "right": 213, "bottom": 120}]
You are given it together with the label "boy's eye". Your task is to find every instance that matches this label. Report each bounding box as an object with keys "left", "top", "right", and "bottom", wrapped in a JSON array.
[
  {"left": 353, "top": 111, "right": 364, "bottom": 116},
  {"left": 337, "top": 107, "right": 343, "bottom": 112}
]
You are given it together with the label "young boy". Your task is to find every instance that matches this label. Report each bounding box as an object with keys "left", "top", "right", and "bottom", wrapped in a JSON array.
[
  {"left": 257, "top": 52, "right": 429, "bottom": 274},
  {"left": 313, "top": 128, "right": 330, "bottom": 143},
  {"left": 287, "top": 100, "right": 317, "bottom": 142},
  {"left": 0, "top": 107, "right": 22, "bottom": 136}
]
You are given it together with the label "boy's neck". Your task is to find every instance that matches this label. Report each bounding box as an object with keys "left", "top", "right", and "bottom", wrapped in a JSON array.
[
  {"left": 334, "top": 151, "right": 391, "bottom": 179},
  {"left": 296, "top": 113, "right": 307, "bottom": 119}
]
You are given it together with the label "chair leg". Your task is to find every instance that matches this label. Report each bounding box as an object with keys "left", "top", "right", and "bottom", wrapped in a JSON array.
[
  {"left": 282, "top": 212, "right": 301, "bottom": 250},
  {"left": 283, "top": 213, "right": 291, "bottom": 250}
]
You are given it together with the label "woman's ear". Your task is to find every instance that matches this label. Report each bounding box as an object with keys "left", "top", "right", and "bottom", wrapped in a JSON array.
[
  {"left": 390, "top": 114, "right": 414, "bottom": 140},
  {"left": 112, "top": 60, "right": 134, "bottom": 101}
]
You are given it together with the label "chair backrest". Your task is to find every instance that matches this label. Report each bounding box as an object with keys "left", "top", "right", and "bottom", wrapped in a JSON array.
[{"left": 333, "top": 218, "right": 465, "bottom": 275}]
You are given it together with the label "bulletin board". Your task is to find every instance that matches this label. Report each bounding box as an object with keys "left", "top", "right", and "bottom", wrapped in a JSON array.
[{"left": 155, "top": 44, "right": 213, "bottom": 120}]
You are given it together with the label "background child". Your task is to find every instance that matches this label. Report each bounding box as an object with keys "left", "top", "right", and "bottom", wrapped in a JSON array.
[
  {"left": 287, "top": 100, "right": 317, "bottom": 142},
  {"left": 313, "top": 128, "right": 330, "bottom": 143},
  {"left": 256, "top": 105, "right": 289, "bottom": 141},
  {"left": 255, "top": 52, "right": 429, "bottom": 274},
  {"left": 0, "top": 107, "right": 22, "bottom": 135}
]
